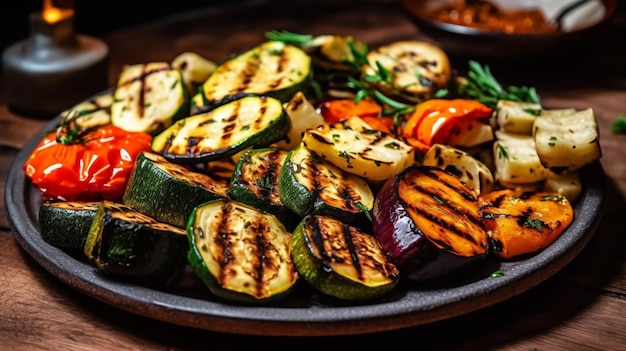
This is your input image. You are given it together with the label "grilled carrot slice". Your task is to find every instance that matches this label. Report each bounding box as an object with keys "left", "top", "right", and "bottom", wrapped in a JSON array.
[{"left": 479, "top": 189, "right": 574, "bottom": 259}]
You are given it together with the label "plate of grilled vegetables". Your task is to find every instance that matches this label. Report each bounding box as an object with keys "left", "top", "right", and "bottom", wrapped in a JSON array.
[{"left": 6, "top": 31, "right": 604, "bottom": 336}]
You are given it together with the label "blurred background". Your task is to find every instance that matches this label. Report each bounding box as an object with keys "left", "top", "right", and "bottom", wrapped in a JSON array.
[{"left": 0, "top": 0, "right": 251, "bottom": 53}]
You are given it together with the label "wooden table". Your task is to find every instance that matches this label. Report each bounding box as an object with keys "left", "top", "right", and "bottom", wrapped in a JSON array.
[{"left": 2, "top": 1, "right": 625, "bottom": 349}]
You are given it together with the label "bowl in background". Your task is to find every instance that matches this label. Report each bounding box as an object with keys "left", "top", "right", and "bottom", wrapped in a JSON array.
[{"left": 400, "top": 0, "right": 618, "bottom": 59}]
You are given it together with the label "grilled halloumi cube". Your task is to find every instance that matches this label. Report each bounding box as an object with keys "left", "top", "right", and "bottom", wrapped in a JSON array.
[
  {"left": 422, "top": 143, "right": 494, "bottom": 196},
  {"left": 494, "top": 100, "right": 542, "bottom": 135},
  {"left": 543, "top": 171, "right": 582, "bottom": 203},
  {"left": 533, "top": 108, "right": 602, "bottom": 173},
  {"left": 272, "top": 92, "right": 325, "bottom": 151},
  {"left": 302, "top": 116, "right": 415, "bottom": 181},
  {"left": 493, "top": 131, "right": 550, "bottom": 184}
]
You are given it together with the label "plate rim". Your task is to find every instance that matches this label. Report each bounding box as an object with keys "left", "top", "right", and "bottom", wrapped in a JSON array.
[{"left": 5, "top": 111, "right": 605, "bottom": 336}]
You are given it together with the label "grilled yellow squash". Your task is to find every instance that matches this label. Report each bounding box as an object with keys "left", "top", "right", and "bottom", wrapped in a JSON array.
[
  {"left": 480, "top": 189, "right": 574, "bottom": 259},
  {"left": 301, "top": 116, "right": 415, "bottom": 181}
]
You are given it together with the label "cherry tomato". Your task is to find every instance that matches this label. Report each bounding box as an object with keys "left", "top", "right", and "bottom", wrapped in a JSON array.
[{"left": 23, "top": 115, "right": 152, "bottom": 201}]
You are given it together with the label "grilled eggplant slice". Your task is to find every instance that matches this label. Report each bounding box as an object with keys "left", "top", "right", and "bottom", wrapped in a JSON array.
[
  {"left": 372, "top": 165, "right": 489, "bottom": 284},
  {"left": 84, "top": 201, "right": 188, "bottom": 286},
  {"left": 364, "top": 41, "right": 452, "bottom": 101},
  {"left": 123, "top": 151, "right": 229, "bottom": 228},
  {"left": 196, "top": 41, "right": 312, "bottom": 111},
  {"left": 279, "top": 142, "right": 375, "bottom": 224},
  {"left": 302, "top": 116, "right": 415, "bottom": 182},
  {"left": 151, "top": 95, "right": 290, "bottom": 163},
  {"left": 291, "top": 214, "right": 399, "bottom": 301},
  {"left": 480, "top": 189, "right": 574, "bottom": 259},
  {"left": 187, "top": 199, "right": 298, "bottom": 304},
  {"left": 229, "top": 147, "right": 299, "bottom": 229},
  {"left": 111, "top": 62, "right": 188, "bottom": 135}
]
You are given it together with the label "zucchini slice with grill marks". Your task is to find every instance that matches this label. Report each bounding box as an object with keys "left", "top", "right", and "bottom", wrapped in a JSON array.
[
  {"left": 364, "top": 41, "right": 452, "bottom": 101},
  {"left": 291, "top": 214, "right": 400, "bottom": 301},
  {"left": 279, "top": 142, "right": 375, "bottom": 224},
  {"left": 196, "top": 40, "right": 312, "bottom": 111},
  {"left": 39, "top": 201, "right": 100, "bottom": 250},
  {"left": 123, "top": 151, "right": 229, "bottom": 228},
  {"left": 62, "top": 92, "right": 113, "bottom": 130},
  {"left": 151, "top": 95, "right": 290, "bottom": 163},
  {"left": 111, "top": 62, "right": 188, "bottom": 135},
  {"left": 187, "top": 198, "right": 298, "bottom": 304},
  {"left": 84, "top": 201, "right": 188, "bottom": 286},
  {"left": 229, "top": 147, "right": 299, "bottom": 229}
]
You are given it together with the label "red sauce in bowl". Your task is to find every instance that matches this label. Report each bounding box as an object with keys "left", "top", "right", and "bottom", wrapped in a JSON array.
[{"left": 428, "top": 0, "right": 560, "bottom": 34}]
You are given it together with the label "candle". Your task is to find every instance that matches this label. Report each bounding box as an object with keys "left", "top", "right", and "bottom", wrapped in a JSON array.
[{"left": 1, "top": 0, "right": 109, "bottom": 118}]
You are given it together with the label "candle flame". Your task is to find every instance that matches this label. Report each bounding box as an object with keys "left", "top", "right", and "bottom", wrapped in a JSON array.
[{"left": 42, "top": 0, "right": 73, "bottom": 24}]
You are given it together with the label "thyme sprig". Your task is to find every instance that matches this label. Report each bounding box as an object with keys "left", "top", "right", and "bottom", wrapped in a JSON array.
[{"left": 456, "top": 60, "right": 540, "bottom": 108}]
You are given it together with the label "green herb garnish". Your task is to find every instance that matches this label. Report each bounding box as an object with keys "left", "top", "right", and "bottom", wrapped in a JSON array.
[
  {"left": 612, "top": 115, "right": 626, "bottom": 134},
  {"left": 457, "top": 60, "right": 540, "bottom": 108}
]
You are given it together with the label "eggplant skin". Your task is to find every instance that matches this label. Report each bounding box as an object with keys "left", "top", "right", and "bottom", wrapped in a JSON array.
[{"left": 373, "top": 165, "right": 489, "bottom": 284}]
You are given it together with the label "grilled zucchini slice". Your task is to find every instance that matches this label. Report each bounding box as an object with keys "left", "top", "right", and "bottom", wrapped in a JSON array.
[
  {"left": 39, "top": 201, "right": 100, "bottom": 250},
  {"left": 111, "top": 62, "right": 188, "bottom": 135},
  {"left": 62, "top": 92, "right": 113, "bottom": 129},
  {"left": 187, "top": 199, "right": 298, "bottom": 304},
  {"left": 84, "top": 201, "right": 188, "bottom": 286},
  {"left": 302, "top": 116, "right": 415, "bottom": 182},
  {"left": 229, "top": 147, "right": 299, "bottom": 229},
  {"left": 151, "top": 95, "right": 290, "bottom": 163},
  {"left": 533, "top": 107, "right": 602, "bottom": 173},
  {"left": 123, "top": 151, "right": 229, "bottom": 228},
  {"left": 364, "top": 41, "right": 452, "bottom": 101},
  {"left": 197, "top": 41, "right": 312, "bottom": 110},
  {"left": 291, "top": 214, "right": 399, "bottom": 301},
  {"left": 279, "top": 142, "right": 375, "bottom": 224}
]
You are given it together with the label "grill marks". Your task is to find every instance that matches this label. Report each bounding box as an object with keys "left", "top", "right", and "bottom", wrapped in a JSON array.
[
  {"left": 203, "top": 200, "right": 294, "bottom": 299},
  {"left": 398, "top": 166, "right": 489, "bottom": 257},
  {"left": 118, "top": 65, "right": 170, "bottom": 119},
  {"left": 304, "top": 215, "right": 399, "bottom": 283}
]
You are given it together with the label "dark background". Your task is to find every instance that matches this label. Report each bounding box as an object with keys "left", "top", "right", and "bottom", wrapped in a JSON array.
[{"left": 0, "top": 0, "right": 249, "bottom": 53}]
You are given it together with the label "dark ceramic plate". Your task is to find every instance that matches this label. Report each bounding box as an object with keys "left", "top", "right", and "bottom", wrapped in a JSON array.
[
  {"left": 401, "top": 0, "right": 618, "bottom": 59},
  {"left": 6, "top": 113, "right": 604, "bottom": 336}
]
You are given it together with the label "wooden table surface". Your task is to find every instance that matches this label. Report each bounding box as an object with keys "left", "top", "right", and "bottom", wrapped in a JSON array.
[{"left": 2, "top": 1, "right": 626, "bottom": 349}]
